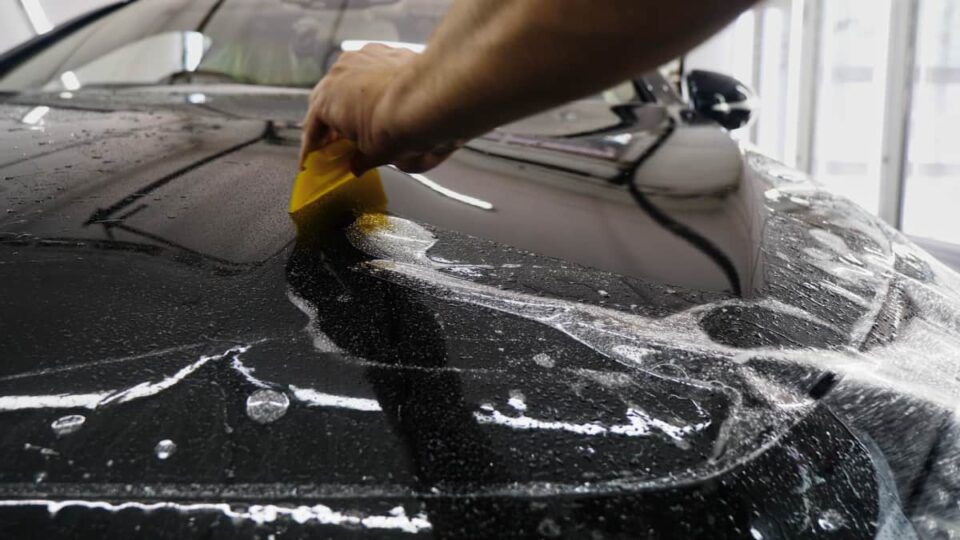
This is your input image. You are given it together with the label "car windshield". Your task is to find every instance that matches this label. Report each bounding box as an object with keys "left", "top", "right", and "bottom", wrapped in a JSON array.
[{"left": 0, "top": 0, "right": 451, "bottom": 90}]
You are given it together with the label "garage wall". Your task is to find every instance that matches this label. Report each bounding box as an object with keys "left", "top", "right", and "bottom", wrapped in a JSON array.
[{"left": 688, "top": 0, "right": 960, "bottom": 252}]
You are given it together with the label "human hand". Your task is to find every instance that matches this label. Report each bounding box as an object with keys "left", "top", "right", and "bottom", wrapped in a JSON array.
[{"left": 300, "top": 44, "right": 456, "bottom": 174}]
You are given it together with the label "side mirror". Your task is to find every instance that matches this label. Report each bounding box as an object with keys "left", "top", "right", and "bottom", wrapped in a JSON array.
[{"left": 684, "top": 70, "right": 758, "bottom": 131}]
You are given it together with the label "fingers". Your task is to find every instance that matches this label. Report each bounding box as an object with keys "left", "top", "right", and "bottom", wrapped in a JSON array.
[
  {"left": 350, "top": 149, "right": 383, "bottom": 176},
  {"left": 301, "top": 43, "right": 434, "bottom": 173},
  {"left": 390, "top": 139, "right": 463, "bottom": 173},
  {"left": 350, "top": 144, "right": 459, "bottom": 176},
  {"left": 299, "top": 105, "right": 329, "bottom": 169},
  {"left": 392, "top": 150, "right": 455, "bottom": 174}
]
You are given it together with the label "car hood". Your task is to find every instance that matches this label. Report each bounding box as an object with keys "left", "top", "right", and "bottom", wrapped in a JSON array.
[{"left": 0, "top": 88, "right": 959, "bottom": 538}]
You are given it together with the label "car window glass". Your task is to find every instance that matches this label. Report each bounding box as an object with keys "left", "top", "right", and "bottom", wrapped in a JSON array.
[
  {"left": 42, "top": 31, "right": 212, "bottom": 90},
  {"left": 0, "top": 0, "right": 441, "bottom": 90},
  {"left": 0, "top": 0, "right": 644, "bottom": 137}
]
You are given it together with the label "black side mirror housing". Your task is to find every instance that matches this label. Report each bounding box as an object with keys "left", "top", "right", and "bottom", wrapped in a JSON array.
[{"left": 684, "top": 70, "right": 758, "bottom": 131}]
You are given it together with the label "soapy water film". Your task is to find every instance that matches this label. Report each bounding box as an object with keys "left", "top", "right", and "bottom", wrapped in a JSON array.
[
  {"left": 0, "top": 342, "right": 431, "bottom": 532},
  {"left": 1, "top": 168, "right": 960, "bottom": 532},
  {"left": 341, "top": 169, "right": 960, "bottom": 531},
  {"left": 347, "top": 210, "right": 956, "bottom": 476}
]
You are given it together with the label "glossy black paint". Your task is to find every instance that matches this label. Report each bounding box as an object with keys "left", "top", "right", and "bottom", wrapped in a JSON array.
[{"left": 0, "top": 83, "right": 956, "bottom": 540}]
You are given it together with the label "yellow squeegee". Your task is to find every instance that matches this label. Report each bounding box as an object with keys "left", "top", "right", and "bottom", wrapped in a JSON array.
[{"left": 289, "top": 139, "right": 388, "bottom": 230}]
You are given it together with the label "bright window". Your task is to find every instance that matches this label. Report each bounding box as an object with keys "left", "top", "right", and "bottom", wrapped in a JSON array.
[
  {"left": 902, "top": 0, "right": 960, "bottom": 244},
  {"left": 690, "top": 0, "right": 960, "bottom": 252},
  {"left": 809, "top": 0, "right": 892, "bottom": 215}
]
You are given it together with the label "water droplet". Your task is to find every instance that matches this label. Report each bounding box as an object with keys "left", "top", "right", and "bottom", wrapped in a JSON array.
[
  {"left": 537, "top": 517, "right": 562, "bottom": 538},
  {"left": 817, "top": 509, "right": 844, "bottom": 532},
  {"left": 155, "top": 439, "right": 176, "bottom": 460},
  {"left": 51, "top": 414, "right": 85, "bottom": 437},
  {"left": 246, "top": 389, "right": 290, "bottom": 424},
  {"left": 508, "top": 390, "right": 527, "bottom": 412},
  {"left": 533, "top": 353, "right": 555, "bottom": 368},
  {"left": 576, "top": 444, "right": 596, "bottom": 455}
]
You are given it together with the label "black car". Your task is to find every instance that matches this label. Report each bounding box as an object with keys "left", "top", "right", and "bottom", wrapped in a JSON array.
[{"left": 0, "top": 0, "right": 957, "bottom": 538}]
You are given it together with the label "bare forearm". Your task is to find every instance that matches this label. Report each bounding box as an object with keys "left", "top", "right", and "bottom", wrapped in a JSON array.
[
  {"left": 381, "top": 0, "right": 758, "bottom": 147},
  {"left": 302, "top": 0, "right": 759, "bottom": 172}
]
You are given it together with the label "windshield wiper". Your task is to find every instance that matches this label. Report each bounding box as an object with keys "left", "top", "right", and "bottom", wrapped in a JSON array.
[
  {"left": 34, "top": 71, "right": 253, "bottom": 90},
  {"left": 165, "top": 69, "right": 254, "bottom": 86}
]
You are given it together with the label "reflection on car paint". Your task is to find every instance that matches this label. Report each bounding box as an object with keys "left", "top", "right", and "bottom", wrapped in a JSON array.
[
  {"left": 50, "top": 414, "right": 85, "bottom": 437},
  {"left": 286, "top": 289, "right": 344, "bottom": 353},
  {"left": 388, "top": 166, "right": 494, "bottom": 211},
  {"left": 0, "top": 392, "right": 108, "bottom": 411},
  {"left": 98, "top": 345, "right": 254, "bottom": 407},
  {"left": 0, "top": 499, "right": 432, "bottom": 533},
  {"left": 0, "top": 96, "right": 958, "bottom": 536},
  {"left": 474, "top": 396, "right": 712, "bottom": 448},
  {"left": 289, "top": 386, "right": 382, "bottom": 412}
]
